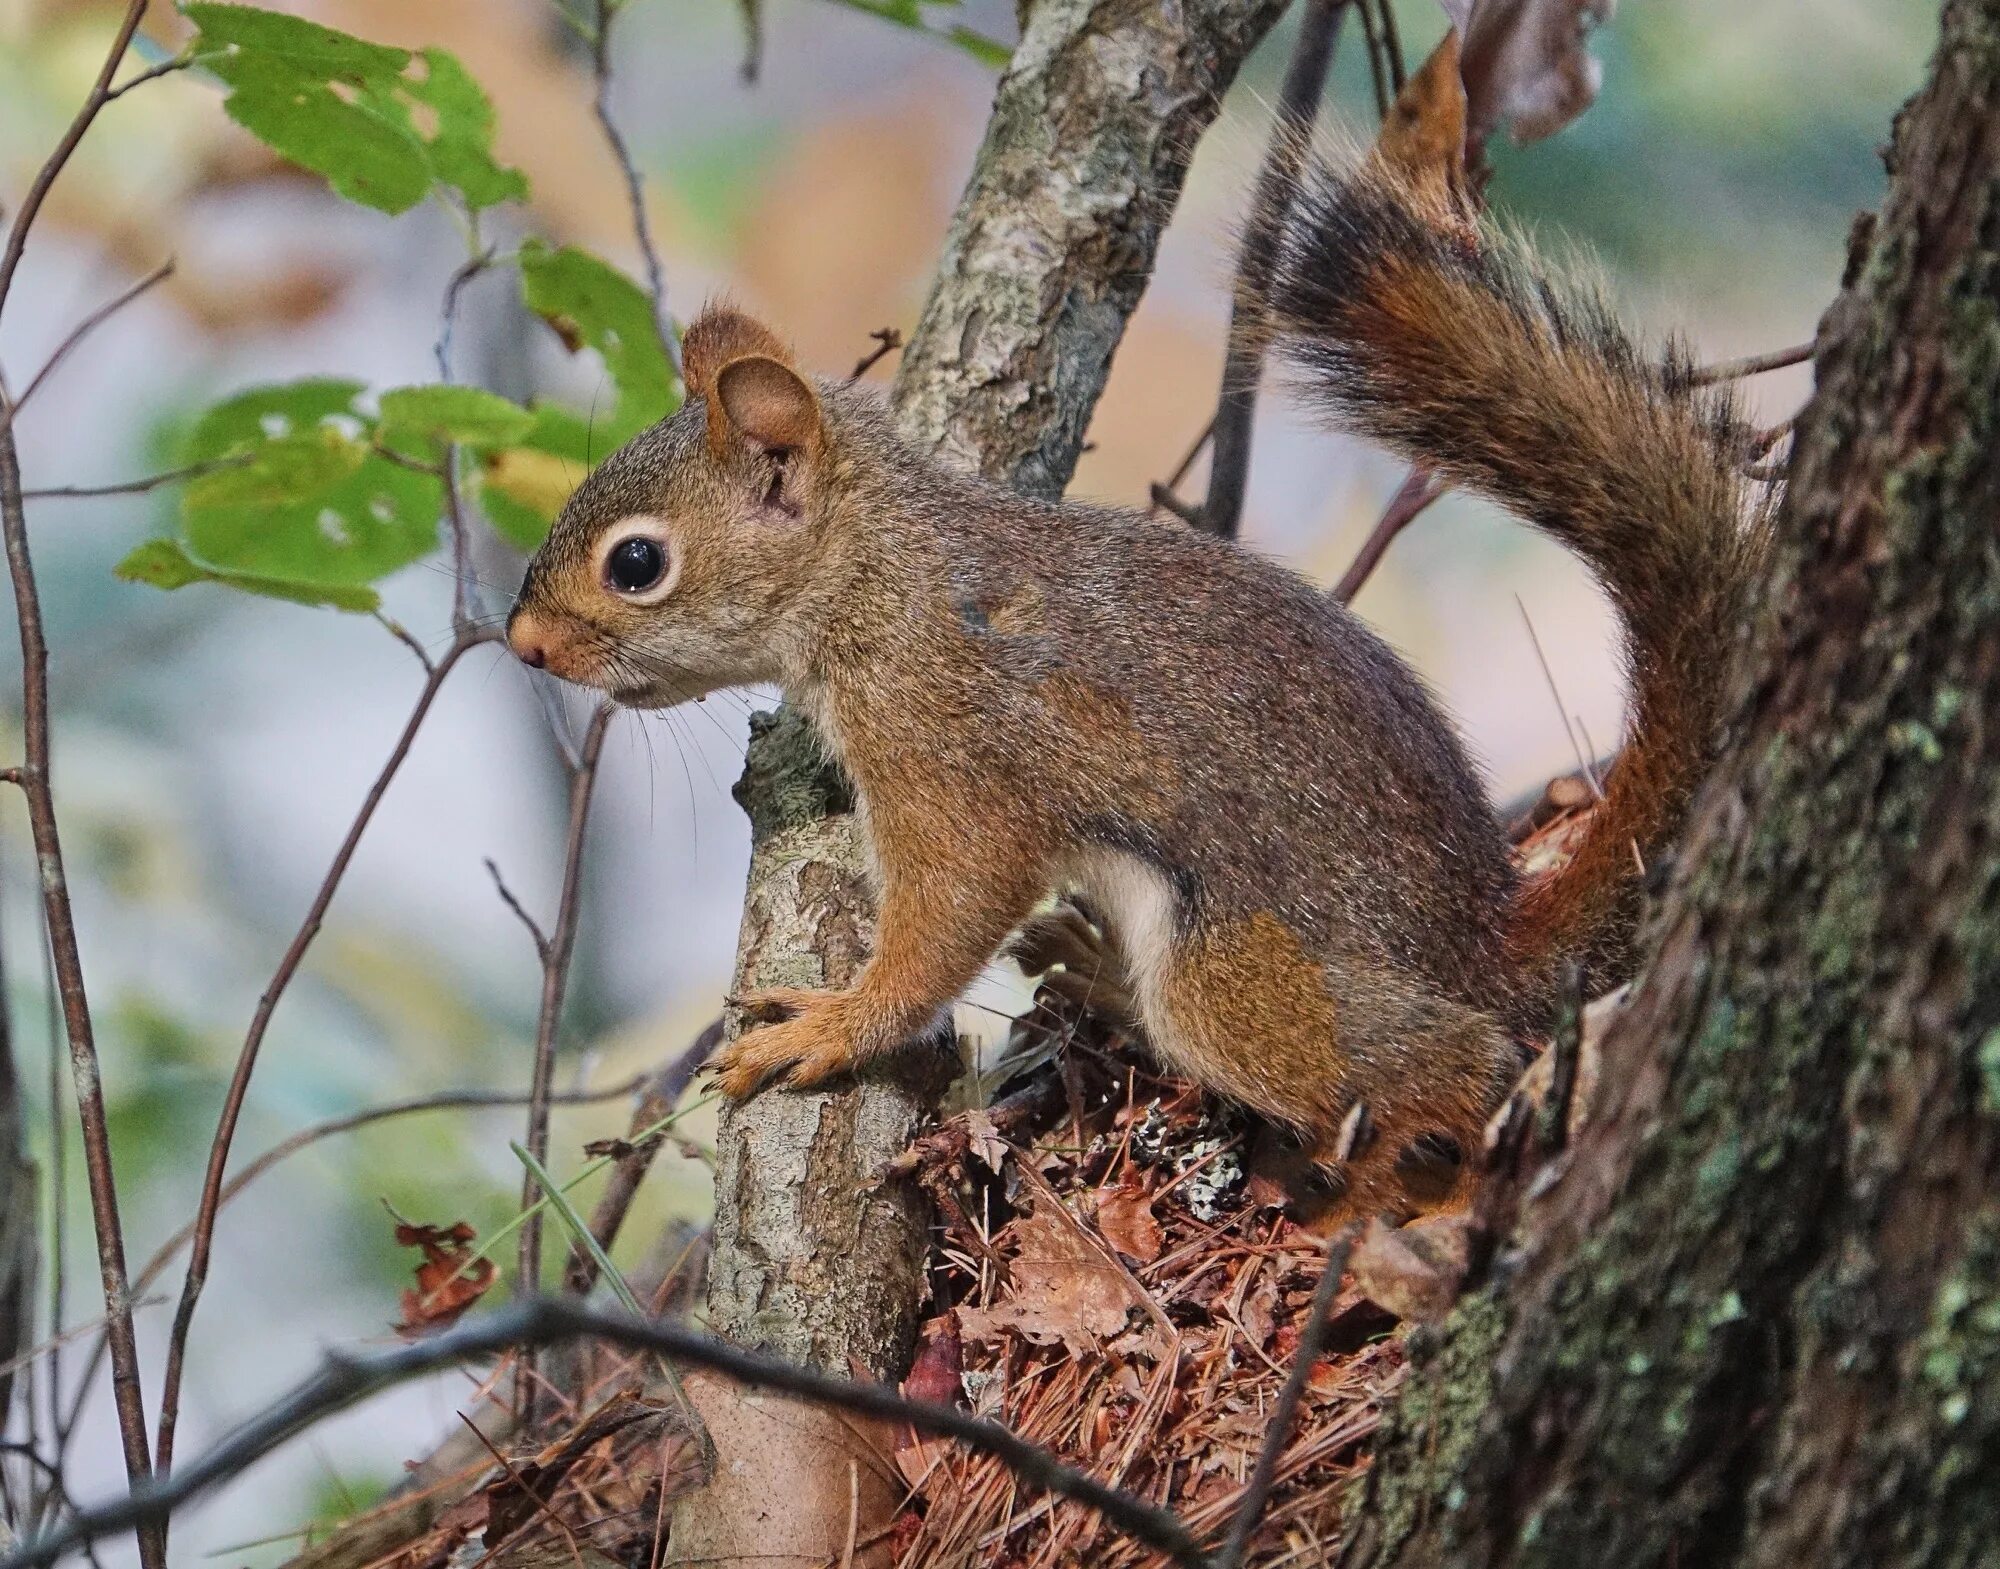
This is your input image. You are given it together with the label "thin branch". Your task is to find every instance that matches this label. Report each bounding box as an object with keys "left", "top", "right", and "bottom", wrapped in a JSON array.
[
  {"left": 848, "top": 327, "right": 904, "bottom": 382},
  {"left": 1197, "top": 0, "right": 1347, "bottom": 538},
  {"left": 1354, "top": 0, "right": 1391, "bottom": 121},
  {"left": 0, "top": 8, "right": 162, "bottom": 1562},
  {"left": 1331, "top": 465, "right": 1446, "bottom": 603},
  {"left": 1688, "top": 340, "right": 1814, "bottom": 385},
  {"left": 1148, "top": 417, "right": 1216, "bottom": 518},
  {"left": 434, "top": 246, "right": 496, "bottom": 384},
  {"left": 0, "top": 261, "right": 173, "bottom": 436},
  {"left": 563, "top": 1021, "right": 721, "bottom": 1296},
  {"left": 104, "top": 51, "right": 195, "bottom": 104},
  {"left": 1215, "top": 1226, "right": 1358, "bottom": 1569},
  {"left": 50, "top": 1067, "right": 654, "bottom": 1485},
  {"left": 485, "top": 858, "right": 550, "bottom": 960},
  {"left": 151, "top": 628, "right": 501, "bottom": 1489},
  {"left": 434, "top": 245, "right": 495, "bottom": 633},
  {"left": 1373, "top": 0, "right": 1406, "bottom": 94},
  {"left": 0, "top": 0, "right": 149, "bottom": 322},
  {"left": 19, "top": 454, "right": 249, "bottom": 501},
  {"left": 1, "top": 1298, "right": 1212, "bottom": 1569},
  {"left": 591, "top": 0, "right": 679, "bottom": 374},
  {"left": 516, "top": 703, "right": 615, "bottom": 1421}
]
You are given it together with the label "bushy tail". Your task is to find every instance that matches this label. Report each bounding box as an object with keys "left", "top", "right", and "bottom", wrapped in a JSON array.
[{"left": 1257, "top": 155, "right": 1772, "bottom": 981}]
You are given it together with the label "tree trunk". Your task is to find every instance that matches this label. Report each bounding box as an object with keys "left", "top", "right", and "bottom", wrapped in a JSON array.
[
  {"left": 1346, "top": 4, "right": 2000, "bottom": 1566},
  {"left": 670, "top": 3, "right": 1282, "bottom": 1562}
]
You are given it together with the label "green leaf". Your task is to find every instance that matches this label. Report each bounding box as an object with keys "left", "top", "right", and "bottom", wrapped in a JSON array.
[
  {"left": 202, "top": 48, "right": 432, "bottom": 215},
  {"left": 181, "top": 2, "right": 409, "bottom": 76},
  {"left": 183, "top": 428, "right": 367, "bottom": 509},
  {"left": 179, "top": 378, "right": 445, "bottom": 587},
  {"left": 470, "top": 404, "right": 592, "bottom": 551},
  {"left": 403, "top": 49, "right": 528, "bottom": 211},
  {"left": 116, "top": 538, "right": 382, "bottom": 612},
  {"left": 378, "top": 384, "right": 535, "bottom": 451},
  {"left": 183, "top": 457, "right": 443, "bottom": 588},
  {"left": 186, "top": 378, "right": 368, "bottom": 459},
  {"left": 518, "top": 240, "right": 680, "bottom": 445},
  {"left": 182, "top": 6, "right": 526, "bottom": 215},
  {"left": 471, "top": 406, "right": 589, "bottom": 550}
]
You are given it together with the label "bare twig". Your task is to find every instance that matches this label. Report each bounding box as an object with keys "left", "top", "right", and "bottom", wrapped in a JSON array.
[
  {"left": 1215, "top": 1226, "right": 1359, "bottom": 1569},
  {"left": 1147, "top": 417, "right": 1216, "bottom": 517},
  {"left": 0, "top": 262, "right": 174, "bottom": 436},
  {"left": 848, "top": 327, "right": 904, "bottom": 381},
  {"left": 485, "top": 859, "right": 551, "bottom": 960},
  {"left": 1689, "top": 341, "right": 1814, "bottom": 385},
  {"left": 564, "top": 1021, "right": 722, "bottom": 1296},
  {"left": 0, "top": 0, "right": 149, "bottom": 320},
  {"left": 1373, "top": 0, "right": 1406, "bottom": 93},
  {"left": 516, "top": 703, "right": 616, "bottom": 1418},
  {"left": 151, "top": 628, "right": 501, "bottom": 1490},
  {"left": 2, "top": 1298, "right": 1212, "bottom": 1569},
  {"left": 591, "top": 0, "right": 679, "bottom": 374},
  {"left": 19, "top": 453, "right": 250, "bottom": 500},
  {"left": 1354, "top": 0, "right": 1391, "bottom": 121},
  {"left": 434, "top": 246, "right": 496, "bottom": 384},
  {"left": 0, "top": 7, "right": 164, "bottom": 1560},
  {"left": 104, "top": 50, "right": 195, "bottom": 104},
  {"left": 1197, "top": 0, "right": 1347, "bottom": 538},
  {"left": 130, "top": 1074, "right": 653, "bottom": 1312},
  {"left": 1331, "top": 465, "right": 1446, "bottom": 603},
  {"left": 432, "top": 241, "right": 499, "bottom": 634}
]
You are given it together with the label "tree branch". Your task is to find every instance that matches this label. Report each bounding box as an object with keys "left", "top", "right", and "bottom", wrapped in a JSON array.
[
  {"left": 590, "top": 0, "right": 678, "bottom": 374},
  {"left": 0, "top": 6, "right": 166, "bottom": 1562},
  {"left": 0, "top": 1299, "right": 1212, "bottom": 1569},
  {"left": 1197, "top": 0, "right": 1348, "bottom": 538},
  {"left": 1215, "top": 1226, "right": 1357, "bottom": 1569},
  {"left": 152, "top": 629, "right": 500, "bottom": 1490},
  {"left": 0, "top": 261, "right": 174, "bottom": 438},
  {"left": 1331, "top": 465, "right": 1446, "bottom": 603},
  {"left": 514, "top": 702, "right": 614, "bottom": 1418}
]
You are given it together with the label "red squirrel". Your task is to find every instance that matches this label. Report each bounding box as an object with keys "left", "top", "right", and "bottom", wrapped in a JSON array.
[{"left": 506, "top": 157, "right": 1770, "bottom": 1217}]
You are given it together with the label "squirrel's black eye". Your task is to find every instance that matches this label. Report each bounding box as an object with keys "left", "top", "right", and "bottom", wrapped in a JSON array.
[{"left": 605, "top": 535, "right": 667, "bottom": 594}]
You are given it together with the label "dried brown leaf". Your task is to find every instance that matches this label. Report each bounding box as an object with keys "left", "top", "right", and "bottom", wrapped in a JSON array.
[
  {"left": 1348, "top": 1214, "right": 1473, "bottom": 1323},
  {"left": 957, "top": 1192, "right": 1152, "bottom": 1357},
  {"left": 963, "top": 1108, "right": 1008, "bottom": 1173},
  {"left": 1095, "top": 1177, "right": 1164, "bottom": 1264},
  {"left": 1438, "top": 0, "right": 1616, "bottom": 147},
  {"left": 394, "top": 1218, "right": 497, "bottom": 1338}
]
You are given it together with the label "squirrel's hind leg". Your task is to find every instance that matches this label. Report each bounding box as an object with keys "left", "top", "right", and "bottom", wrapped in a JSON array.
[{"left": 1144, "top": 917, "right": 1523, "bottom": 1223}]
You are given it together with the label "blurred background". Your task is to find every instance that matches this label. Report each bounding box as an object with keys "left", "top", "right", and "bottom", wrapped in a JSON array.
[{"left": 0, "top": 0, "right": 1935, "bottom": 1557}]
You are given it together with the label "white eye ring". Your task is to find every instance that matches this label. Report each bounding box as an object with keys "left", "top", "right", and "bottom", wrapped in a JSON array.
[{"left": 593, "top": 516, "right": 680, "bottom": 604}]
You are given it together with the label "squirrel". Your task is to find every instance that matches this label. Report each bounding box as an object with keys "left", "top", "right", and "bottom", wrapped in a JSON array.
[{"left": 506, "top": 155, "right": 1770, "bottom": 1218}]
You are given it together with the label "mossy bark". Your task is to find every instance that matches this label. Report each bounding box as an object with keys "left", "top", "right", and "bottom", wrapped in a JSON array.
[{"left": 1348, "top": 5, "right": 2000, "bottom": 1567}]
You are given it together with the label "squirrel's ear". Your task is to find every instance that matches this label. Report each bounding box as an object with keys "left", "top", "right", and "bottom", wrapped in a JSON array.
[
  {"left": 713, "top": 355, "right": 823, "bottom": 457},
  {"left": 682, "top": 306, "right": 792, "bottom": 398}
]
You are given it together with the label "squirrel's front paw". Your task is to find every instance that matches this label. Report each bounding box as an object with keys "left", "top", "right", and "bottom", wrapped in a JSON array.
[{"left": 710, "top": 988, "right": 862, "bottom": 1098}]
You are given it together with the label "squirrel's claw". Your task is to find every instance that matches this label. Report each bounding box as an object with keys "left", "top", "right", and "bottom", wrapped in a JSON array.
[{"left": 710, "top": 987, "right": 860, "bottom": 1099}]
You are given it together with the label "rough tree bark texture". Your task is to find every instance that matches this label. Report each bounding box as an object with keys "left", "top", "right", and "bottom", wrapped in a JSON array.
[
  {"left": 1348, "top": 5, "right": 2000, "bottom": 1566},
  {"left": 673, "top": 3, "right": 1282, "bottom": 1562}
]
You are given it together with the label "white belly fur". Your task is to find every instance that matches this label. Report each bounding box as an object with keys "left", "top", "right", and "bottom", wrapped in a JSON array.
[{"left": 1058, "top": 848, "right": 1185, "bottom": 1062}]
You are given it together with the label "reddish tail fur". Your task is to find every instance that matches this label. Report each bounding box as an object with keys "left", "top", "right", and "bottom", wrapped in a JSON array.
[{"left": 1258, "top": 157, "right": 1773, "bottom": 982}]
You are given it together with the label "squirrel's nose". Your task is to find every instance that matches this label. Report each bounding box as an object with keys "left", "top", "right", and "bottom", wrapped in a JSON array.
[{"left": 507, "top": 610, "right": 549, "bottom": 670}]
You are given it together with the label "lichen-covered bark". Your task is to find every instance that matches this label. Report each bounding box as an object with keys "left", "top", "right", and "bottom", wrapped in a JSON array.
[
  {"left": 677, "top": 5, "right": 1282, "bottom": 1561},
  {"left": 894, "top": 0, "right": 1287, "bottom": 498},
  {"left": 1350, "top": 6, "right": 2000, "bottom": 1567},
  {"left": 701, "top": 710, "right": 945, "bottom": 1374}
]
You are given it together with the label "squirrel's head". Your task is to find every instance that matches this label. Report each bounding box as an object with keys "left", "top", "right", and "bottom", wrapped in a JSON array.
[{"left": 506, "top": 306, "right": 846, "bottom": 707}]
